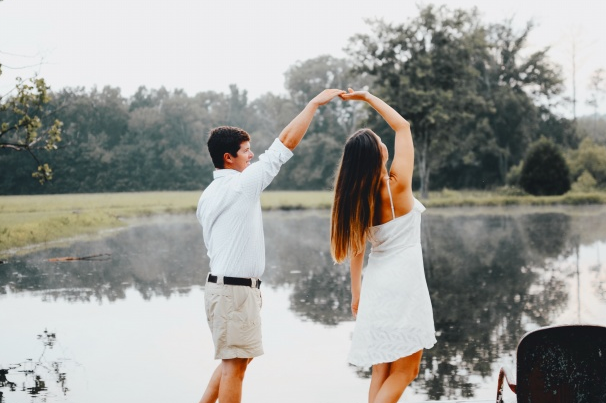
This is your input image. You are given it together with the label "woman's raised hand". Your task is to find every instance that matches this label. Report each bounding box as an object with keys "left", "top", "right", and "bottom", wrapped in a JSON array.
[{"left": 339, "top": 88, "right": 370, "bottom": 102}]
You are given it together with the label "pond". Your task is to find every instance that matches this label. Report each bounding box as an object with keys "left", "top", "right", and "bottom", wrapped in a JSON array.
[{"left": 1, "top": 206, "right": 606, "bottom": 403}]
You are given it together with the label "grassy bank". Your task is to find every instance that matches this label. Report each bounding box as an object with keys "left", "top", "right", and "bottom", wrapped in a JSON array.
[
  {"left": 1, "top": 189, "right": 605, "bottom": 255},
  {"left": 0, "top": 191, "right": 335, "bottom": 254},
  {"left": 422, "top": 189, "right": 606, "bottom": 207},
  {"left": 0, "top": 192, "right": 197, "bottom": 255}
]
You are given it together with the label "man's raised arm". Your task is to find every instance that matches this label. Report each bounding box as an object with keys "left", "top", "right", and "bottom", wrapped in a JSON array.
[{"left": 278, "top": 89, "right": 345, "bottom": 150}]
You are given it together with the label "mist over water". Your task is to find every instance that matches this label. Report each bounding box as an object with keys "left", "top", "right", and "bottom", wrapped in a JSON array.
[{"left": 1, "top": 207, "right": 605, "bottom": 402}]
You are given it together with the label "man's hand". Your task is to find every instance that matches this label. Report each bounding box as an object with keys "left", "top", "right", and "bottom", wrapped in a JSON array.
[
  {"left": 279, "top": 89, "right": 345, "bottom": 150},
  {"left": 310, "top": 89, "right": 346, "bottom": 106}
]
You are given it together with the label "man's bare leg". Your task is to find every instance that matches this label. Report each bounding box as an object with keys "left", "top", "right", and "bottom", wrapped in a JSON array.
[
  {"left": 199, "top": 358, "right": 252, "bottom": 403},
  {"left": 218, "top": 358, "right": 251, "bottom": 403}
]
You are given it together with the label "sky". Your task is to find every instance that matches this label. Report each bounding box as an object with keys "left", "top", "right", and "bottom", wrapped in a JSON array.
[{"left": 1, "top": 0, "right": 605, "bottom": 117}]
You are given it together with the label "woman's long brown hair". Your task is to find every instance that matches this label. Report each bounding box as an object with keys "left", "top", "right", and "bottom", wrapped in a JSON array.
[{"left": 330, "top": 129, "right": 384, "bottom": 263}]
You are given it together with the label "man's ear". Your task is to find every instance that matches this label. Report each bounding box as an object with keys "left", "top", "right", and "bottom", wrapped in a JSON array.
[{"left": 223, "top": 152, "right": 232, "bottom": 167}]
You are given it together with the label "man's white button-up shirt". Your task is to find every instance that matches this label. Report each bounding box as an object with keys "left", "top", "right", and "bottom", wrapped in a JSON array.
[{"left": 196, "top": 138, "right": 293, "bottom": 278}]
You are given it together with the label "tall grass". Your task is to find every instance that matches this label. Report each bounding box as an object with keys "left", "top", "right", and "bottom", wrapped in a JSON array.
[
  {"left": 422, "top": 189, "right": 606, "bottom": 207},
  {"left": 0, "top": 192, "right": 200, "bottom": 254}
]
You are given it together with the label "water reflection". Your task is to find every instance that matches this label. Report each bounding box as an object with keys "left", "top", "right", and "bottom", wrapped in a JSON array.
[
  {"left": 420, "top": 213, "right": 571, "bottom": 400},
  {"left": 1, "top": 207, "right": 606, "bottom": 401},
  {"left": 0, "top": 330, "right": 68, "bottom": 399},
  {"left": 0, "top": 217, "right": 209, "bottom": 301},
  {"left": 263, "top": 211, "right": 353, "bottom": 325}
]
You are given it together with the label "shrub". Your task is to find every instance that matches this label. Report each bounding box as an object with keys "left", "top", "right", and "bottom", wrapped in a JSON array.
[
  {"left": 506, "top": 161, "right": 523, "bottom": 186},
  {"left": 567, "top": 138, "right": 606, "bottom": 186},
  {"left": 572, "top": 170, "right": 598, "bottom": 192},
  {"left": 496, "top": 185, "right": 528, "bottom": 196},
  {"left": 520, "top": 137, "right": 571, "bottom": 196}
]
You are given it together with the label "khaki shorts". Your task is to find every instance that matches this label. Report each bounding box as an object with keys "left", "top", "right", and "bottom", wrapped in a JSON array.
[{"left": 204, "top": 280, "right": 263, "bottom": 359}]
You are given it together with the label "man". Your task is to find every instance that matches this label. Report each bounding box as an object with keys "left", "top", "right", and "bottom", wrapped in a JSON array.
[{"left": 196, "top": 89, "right": 344, "bottom": 403}]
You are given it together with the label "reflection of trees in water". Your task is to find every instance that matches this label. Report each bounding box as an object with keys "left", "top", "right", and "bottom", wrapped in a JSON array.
[
  {"left": 288, "top": 265, "right": 352, "bottom": 325},
  {"left": 262, "top": 210, "right": 354, "bottom": 325},
  {"left": 566, "top": 208, "right": 606, "bottom": 305},
  {"left": 262, "top": 210, "right": 583, "bottom": 400},
  {"left": 0, "top": 218, "right": 209, "bottom": 301},
  {"left": 520, "top": 213, "right": 574, "bottom": 259},
  {"left": 2, "top": 209, "right": 606, "bottom": 400},
  {"left": 261, "top": 209, "right": 594, "bottom": 400},
  {"left": 417, "top": 213, "right": 572, "bottom": 400},
  {"left": 0, "top": 330, "right": 68, "bottom": 400},
  {"left": 592, "top": 243, "right": 606, "bottom": 299}
]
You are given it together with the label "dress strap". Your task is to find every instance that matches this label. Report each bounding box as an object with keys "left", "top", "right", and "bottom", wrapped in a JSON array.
[{"left": 385, "top": 176, "right": 395, "bottom": 220}]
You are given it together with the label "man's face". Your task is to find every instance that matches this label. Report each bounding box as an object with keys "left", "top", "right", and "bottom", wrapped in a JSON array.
[{"left": 226, "top": 141, "right": 254, "bottom": 172}]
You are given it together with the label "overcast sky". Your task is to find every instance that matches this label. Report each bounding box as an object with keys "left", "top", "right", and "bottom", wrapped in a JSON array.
[{"left": 1, "top": 0, "right": 605, "bottom": 117}]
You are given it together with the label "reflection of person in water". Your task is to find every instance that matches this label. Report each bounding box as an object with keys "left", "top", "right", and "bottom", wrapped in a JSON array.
[
  {"left": 330, "top": 89, "right": 436, "bottom": 403},
  {"left": 196, "top": 89, "right": 344, "bottom": 403}
]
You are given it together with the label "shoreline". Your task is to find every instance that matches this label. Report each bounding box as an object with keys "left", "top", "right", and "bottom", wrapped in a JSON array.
[{"left": 1, "top": 190, "right": 605, "bottom": 256}]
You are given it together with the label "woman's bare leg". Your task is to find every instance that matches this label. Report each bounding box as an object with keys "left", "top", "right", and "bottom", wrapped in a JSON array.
[
  {"left": 199, "top": 363, "right": 222, "bottom": 403},
  {"left": 373, "top": 350, "right": 423, "bottom": 403},
  {"left": 369, "top": 363, "right": 390, "bottom": 403}
]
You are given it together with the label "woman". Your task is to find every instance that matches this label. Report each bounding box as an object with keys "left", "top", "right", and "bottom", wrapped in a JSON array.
[{"left": 331, "top": 89, "right": 436, "bottom": 403}]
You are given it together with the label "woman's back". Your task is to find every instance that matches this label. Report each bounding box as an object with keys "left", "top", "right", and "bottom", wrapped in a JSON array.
[
  {"left": 349, "top": 194, "right": 435, "bottom": 367},
  {"left": 374, "top": 176, "right": 415, "bottom": 226},
  {"left": 369, "top": 197, "right": 425, "bottom": 252}
]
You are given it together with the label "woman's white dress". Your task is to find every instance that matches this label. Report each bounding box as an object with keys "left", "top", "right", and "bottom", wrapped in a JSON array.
[{"left": 348, "top": 196, "right": 437, "bottom": 367}]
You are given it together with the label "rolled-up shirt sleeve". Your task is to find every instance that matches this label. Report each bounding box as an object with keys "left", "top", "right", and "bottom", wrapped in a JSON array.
[{"left": 239, "top": 138, "right": 293, "bottom": 199}]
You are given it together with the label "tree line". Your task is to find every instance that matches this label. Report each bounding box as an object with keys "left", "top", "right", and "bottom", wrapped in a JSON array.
[{"left": 1, "top": 5, "right": 605, "bottom": 196}]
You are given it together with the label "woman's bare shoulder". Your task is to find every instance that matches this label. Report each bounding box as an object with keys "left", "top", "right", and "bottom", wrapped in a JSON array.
[{"left": 385, "top": 174, "right": 414, "bottom": 215}]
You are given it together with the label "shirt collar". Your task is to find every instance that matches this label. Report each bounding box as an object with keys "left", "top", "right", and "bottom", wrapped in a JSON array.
[{"left": 213, "top": 169, "right": 239, "bottom": 179}]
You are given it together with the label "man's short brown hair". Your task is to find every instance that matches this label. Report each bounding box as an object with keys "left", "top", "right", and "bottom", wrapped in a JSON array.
[{"left": 207, "top": 126, "right": 251, "bottom": 169}]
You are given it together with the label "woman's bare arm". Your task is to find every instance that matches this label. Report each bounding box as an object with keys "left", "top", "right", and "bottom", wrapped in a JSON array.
[
  {"left": 349, "top": 245, "right": 365, "bottom": 318},
  {"left": 340, "top": 89, "right": 414, "bottom": 190}
]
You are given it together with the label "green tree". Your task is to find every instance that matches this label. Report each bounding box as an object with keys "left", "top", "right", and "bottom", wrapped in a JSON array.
[
  {"left": 49, "top": 86, "right": 129, "bottom": 192},
  {"left": 124, "top": 88, "right": 211, "bottom": 190},
  {"left": 284, "top": 55, "right": 370, "bottom": 138},
  {"left": 346, "top": 7, "right": 568, "bottom": 193},
  {"left": 129, "top": 86, "right": 170, "bottom": 111},
  {"left": 225, "top": 84, "right": 255, "bottom": 129},
  {"left": 279, "top": 55, "right": 371, "bottom": 189},
  {"left": 520, "top": 137, "right": 571, "bottom": 195},
  {"left": 432, "top": 19, "right": 568, "bottom": 190},
  {"left": 346, "top": 6, "right": 490, "bottom": 198},
  {"left": 250, "top": 93, "right": 298, "bottom": 156},
  {"left": 482, "top": 21, "right": 564, "bottom": 183},
  {"left": 567, "top": 137, "right": 606, "bottom": 187},
  {"left": 586, "top": 68, "right": 606, "bottom": 136},
  {"left": 572, "top": 170, "right": 597, "bottom": 192},
  {"left": 0, "top": 65, "right": 63, "bottom": 183},
  {"left": 577, "top": 115, "right": 606, "bottom": 145}
]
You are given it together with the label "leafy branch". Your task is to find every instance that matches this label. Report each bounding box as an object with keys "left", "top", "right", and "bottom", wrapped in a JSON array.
[{"left": 0, "top": 63, "right": 63, "bottom": 183}]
